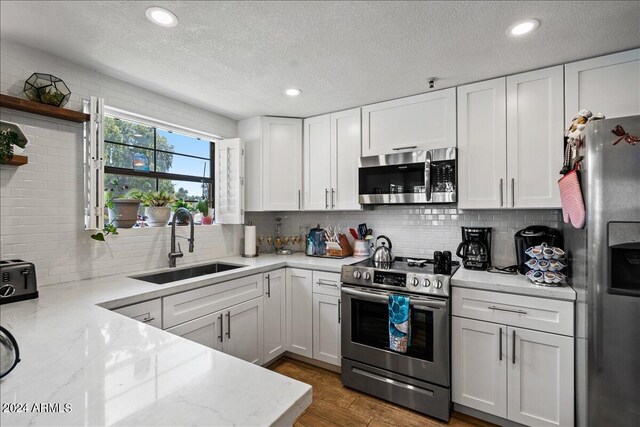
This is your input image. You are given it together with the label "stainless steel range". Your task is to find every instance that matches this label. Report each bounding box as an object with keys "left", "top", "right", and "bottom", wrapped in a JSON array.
[{"left": 340, "top": 256, "right": 459, "bottom": 421}]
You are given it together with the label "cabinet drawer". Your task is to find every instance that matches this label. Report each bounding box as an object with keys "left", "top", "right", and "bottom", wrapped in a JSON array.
[
  {"left": 312, "top": 271, "right": 341, "bottom": 296},
  {"left": 452, "top": 288, "right": 573, "bottom": 336},
  {"left": 113, "top": 299, "right": 162, "bottom": 329},
  {"left": 163, "top": 274, "right": 263, "bottom": 329}
]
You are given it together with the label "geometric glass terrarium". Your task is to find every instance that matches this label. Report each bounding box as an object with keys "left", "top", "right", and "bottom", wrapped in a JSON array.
[{"left": 23, "top": 73, "right": 71, "bottom": 107}]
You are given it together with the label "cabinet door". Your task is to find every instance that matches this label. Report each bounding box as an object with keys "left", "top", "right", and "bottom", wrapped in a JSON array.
[
  {"left": 303, "top": 114, "right": 332, "bottom": 210},
  {"left": 165, "top": 310, "right": 223, "bottom": 351},
  {"left": 452, "top": 317, "right": 507, "bottom": 418},
  {"left": 262, "top": 117, "right": 303, "bottom": 211},
  {"left": 362, "top": 88, "right": 456, "bottom": 156},
  {"left": 507, "top": 66, "right": 564, "bottom": 208},
  {"left": 223, "top": 297, "right": 264, "bottom": 365},
  {"left": 215, "top": 138, "right": 245, "bottom": 224},
  {"left": 263, "top": 269, "right": 286, "bottom": 364},
  {"left": 457, "top": 78, "right": 507, "bottom": 209},
  {"left": 239, "top": 116, "right": 264, "bottom": 211},
  {"left": 507, "top": 327, "right": 574, "bottom": 427},
  {"left": 565, "top": 49, "right": 640, "bottom": 122},
  {"left": 312, "top": 293, "right": 341, "bottom": 366},
  {"left": 285, "top": 268, "right": 313, "bottom": 358},
  {"left": 331, "top": 108, "right": 361, "bottom": 210},
  {"left": 113, "top": 299, "right": 162, "bottom": 329}
]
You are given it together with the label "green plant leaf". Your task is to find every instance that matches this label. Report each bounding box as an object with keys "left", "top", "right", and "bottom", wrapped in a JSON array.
[{"left": 91, "top": 232, "right": 105, "bottom": 241}]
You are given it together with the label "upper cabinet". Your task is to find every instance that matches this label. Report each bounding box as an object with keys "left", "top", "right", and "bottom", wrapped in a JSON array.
[
  {"left": 565, "top": 49, "right": 640, "bottom": 122},
  {"left": 458, "top": 66, "right": 563, "bottom": 209},
  {"left": 303, "top": 108, "right": 361, "bottom": 211},
  {"left": 240, "top": 116, "right": 303, "bottom": 211},
  {"left": 361, "top": 88, "right": 456, "bottom": 157}
]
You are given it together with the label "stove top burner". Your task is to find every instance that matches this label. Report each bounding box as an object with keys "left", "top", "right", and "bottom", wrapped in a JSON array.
[{"left": 350, "top": 256, "right": 459, "bottom": 275}]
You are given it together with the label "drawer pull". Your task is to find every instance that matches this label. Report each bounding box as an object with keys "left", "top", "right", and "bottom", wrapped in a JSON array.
[
  {"left": 317, "top": 280, "right": 338, "bottom": 288},
  {"left": 499, "top": 327, "right": 502, "bottom": 361},
  {"left": 392, "top": 146, "right": 418, "bottom": 151},
  {"left": 488, "top": 305, "right": 527, "bottom": 315},
  {"left": 141, "top": 317, "right": 155, "bottom": 324}
]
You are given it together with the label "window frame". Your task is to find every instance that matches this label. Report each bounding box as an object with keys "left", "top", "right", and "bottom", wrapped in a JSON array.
[{"left": 103, "top": 106, "right": 219, "bottom": 205}]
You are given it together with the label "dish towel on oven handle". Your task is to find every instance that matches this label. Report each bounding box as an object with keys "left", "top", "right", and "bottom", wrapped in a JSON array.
[
  {"left": 558, "top": 168, "right": 586, "bottom": 228},
  {"left": 389, "top": 294, "right": 411, "bottom": 353}
]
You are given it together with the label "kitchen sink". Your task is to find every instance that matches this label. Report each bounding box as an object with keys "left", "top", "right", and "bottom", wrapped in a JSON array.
[{"left": 131, "top": 262, "right": 243, "bottom": 284}]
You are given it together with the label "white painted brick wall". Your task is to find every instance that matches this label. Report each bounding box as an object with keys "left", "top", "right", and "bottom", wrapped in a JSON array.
[
  {"left": 247, "top": 207, "right": 562, "bottom": 267},
  {"left": 0, "top": 39, "right": 241, "bottom": 287}
]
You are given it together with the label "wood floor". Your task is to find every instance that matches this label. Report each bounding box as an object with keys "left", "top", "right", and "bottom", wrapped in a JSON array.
[{"left": 269, "top": 357, "right": 494, "bottom": 427}]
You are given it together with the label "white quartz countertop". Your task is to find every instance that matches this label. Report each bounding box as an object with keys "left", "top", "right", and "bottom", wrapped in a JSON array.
[
  {"left": 0, "top": 253, "right": 361, "bottom": 427},
  {"left": 452, "top": 268, "right": 576, "bottom": 301}
]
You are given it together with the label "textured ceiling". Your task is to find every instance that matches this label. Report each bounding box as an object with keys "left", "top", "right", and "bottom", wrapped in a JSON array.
[{"left": 1, "top": 1, "right": 639, "bottom": 120}]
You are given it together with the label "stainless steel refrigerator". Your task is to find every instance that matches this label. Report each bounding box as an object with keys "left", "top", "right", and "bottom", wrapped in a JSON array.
[{"left": 563, "top": 115, "right": 640, "bottom": 427}]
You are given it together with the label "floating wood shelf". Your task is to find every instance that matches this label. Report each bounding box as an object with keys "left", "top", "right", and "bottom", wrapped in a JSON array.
[
  {"left": 2, "top": 155, "right": 28, "bottom": 166},
  {"left": 0, "top": 94, "right": 89, "bottom": 123}
]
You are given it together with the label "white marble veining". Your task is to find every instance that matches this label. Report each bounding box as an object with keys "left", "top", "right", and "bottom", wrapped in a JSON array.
[
  {"left": 0, "top": 254, "right": 356, "bottom": 427},
  {"left": 452, "top": 268, "right": 576, "bottom": 301}
]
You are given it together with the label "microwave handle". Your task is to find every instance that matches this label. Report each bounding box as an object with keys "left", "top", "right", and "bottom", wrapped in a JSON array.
[{"left": 424, "top": 150, "right": 432, "bottom": 202}]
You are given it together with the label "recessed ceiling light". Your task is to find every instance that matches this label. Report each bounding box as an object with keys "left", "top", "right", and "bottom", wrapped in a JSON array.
[
  {"left": 146, "top": 7, "right": 178, "bottom": 27},
  {"left": 285, "top": 88, "right": 302, "bottom": 97},
  {"left": 508, "top": 19, "right": 539, "bottom": 36}
]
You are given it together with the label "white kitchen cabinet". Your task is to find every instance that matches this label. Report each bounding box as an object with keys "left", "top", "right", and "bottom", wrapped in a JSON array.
[
  {"left": 263, "top": 269, "right": 286, "bottom": 364},
  {"left": 361, "top": 88, "right": 456, "bottom": 157},
  {"left": 457, "top": 78, "right": 507, "bottom": 209},
  {"left": 312, "top": 293, "right": 341, "bottom": 366},
  {"left": 215, "top": 138, "right": 245, "bottom": 224},
  {"left": 565, "top": 49, "right": 640, "bottom": 122},
  {"left": 285, "top": 268, "right": 313, "bottom": 358},
  {"left": 165, "top": 310, "right": 224, "bottom": 352},
  {"left": 239, "top": 116, "right": 303, "bottom": 211},
  {"left": 452, "top": 317, "right": 507, "bottom": 418},
  {"left": 507, "top": 327, "right": 574, "bottom": 427},
  {"left": 506, "top": 66, "right": 564, "bottom": 208},
  {"left": 113, "top": 299, "right": 162, "bottom": 329},
  {"left": 223, "top": 297, "right": 264, "bottom": 365},
  {"left": 303, "top": 108, "right": 361, "bottom": 211}
]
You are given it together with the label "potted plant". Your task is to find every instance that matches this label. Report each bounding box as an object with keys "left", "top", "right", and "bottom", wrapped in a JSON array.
[
  {"left": 142, "top": 190, "right": 175, "bottom": 227},
  {"left": 0, "top": 122, "right": 29, "bottom": 163},
  {"left": 196, "top": 198, "right": 213, "bottom": 225},
  {"left": 172, "top": 198, "right": 196, "bottom": 225},
  {"left": 106, "top": 187, "right": 142, "bottom": 229}
]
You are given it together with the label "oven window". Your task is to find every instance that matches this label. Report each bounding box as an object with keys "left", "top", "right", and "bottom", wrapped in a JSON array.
[{"left": 351, "top": 299, "right": 434, "bottom": 361}]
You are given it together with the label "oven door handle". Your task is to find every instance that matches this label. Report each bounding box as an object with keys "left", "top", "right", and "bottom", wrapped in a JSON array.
[{"left": 341, "top": 287, "right": 446, "bottom": 309}]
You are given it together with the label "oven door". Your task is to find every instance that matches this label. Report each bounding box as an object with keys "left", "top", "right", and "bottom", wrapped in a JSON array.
[{"left": 341, "top": 285, "right": 450, "bottom": 387}]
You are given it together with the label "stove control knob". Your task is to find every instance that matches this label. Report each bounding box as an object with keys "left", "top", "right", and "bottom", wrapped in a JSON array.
[
  {"left": 410, "top": 277, "right": 419, "bottom": 287},
  {"left": 434, "top": 279, "right": 443, "bottom": 289},
  {"left": 422, "top": 278, "right": 431, "bottom": 288},
  {"left": 363, "top": 272, "right": 371, "bottom": 280},
  {"left": 353, "top": 270, "right": 362, "bottom": 279}
]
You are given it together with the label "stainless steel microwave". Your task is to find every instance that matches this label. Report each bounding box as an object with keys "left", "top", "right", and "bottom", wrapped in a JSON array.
[{"left": 358, "top": 148, "right": 456, "bottom": 204}]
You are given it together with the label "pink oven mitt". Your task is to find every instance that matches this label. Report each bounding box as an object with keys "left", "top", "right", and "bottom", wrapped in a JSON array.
[{"left": 558, "top": 169, "right": 586, "bottom": 228}]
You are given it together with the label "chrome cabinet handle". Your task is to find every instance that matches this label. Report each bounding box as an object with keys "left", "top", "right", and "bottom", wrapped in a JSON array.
[
  {"left": 499, "top": 327, "right": 502, "bottom": 361},
  {"left": 499, "top": 179, "right": 504, "bottom": 207},
  {"left": 331, "top": 188, "right": 335, "bottom": 209},
  {"left": 298, "top": 190, "right": 301, "bottom": 210},
  {"left": 325, "top": 188, "right": 329, "bottom": 209},
  {"left": 392, "top": 146, "right": 417, "bottom": 151},
  {"left": 266, "top": 274, "right": 271, "bottom": 297},
  {"left": 317, "top": 280, "right": 338, "bottom": 288},
  {"left": 338, "top": 299, "right": 341, "bottom": 324},
  {"left": 488, "top": 305, "right": 527, "bottom": 315},
  {"left": 511, "top": 178, "right": 515, "bottom": 207},
  {"left": 226, "top": 312, "right": 231, "bottom": 339},
  {"left": 141, "top": 317, "right": 155, "bottom": 324},
  {"left": 218, "top": 313, "right": 223, "bottom": 342},
  {"left": 512, "top": 330, "right": 516, "bottom": 364}
]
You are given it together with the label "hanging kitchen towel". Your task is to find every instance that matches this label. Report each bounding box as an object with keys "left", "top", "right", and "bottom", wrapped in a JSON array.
[
  {"left": 389, "top": 294, "right": 411, "bottom": 353},
  {"left": 558, "top": 168, "right": 586, "bottom": 228}
]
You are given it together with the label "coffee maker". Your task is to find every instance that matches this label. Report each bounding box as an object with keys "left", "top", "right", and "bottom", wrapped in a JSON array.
[
  {"left": 456, "top": 227, "right": 492, "bottom": 270},
  {"left": 514, "top": 226, "right": 563, "bottom": 274}
]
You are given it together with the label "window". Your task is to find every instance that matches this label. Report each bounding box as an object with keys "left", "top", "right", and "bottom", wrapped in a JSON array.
[{"left": 103, "top": 115, "right": 214, "bottom": 203}]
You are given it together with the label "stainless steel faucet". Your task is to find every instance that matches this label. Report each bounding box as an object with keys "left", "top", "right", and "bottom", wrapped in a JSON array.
[{"left": 168, "top": 207, "right": 195, "bottom": 267}]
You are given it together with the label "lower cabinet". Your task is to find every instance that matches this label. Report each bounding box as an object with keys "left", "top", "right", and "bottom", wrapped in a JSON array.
[
  {"left": 263, "top": 269, "right": 286, "bottom": 364},
  {"left": 452, "top": 316, "right": 574, "bottom": 427},
  {"left": 312, "top": 293, "right": 341, "bottom": 365},
  {"left": 285, "top": 268, "right": 313, "bottom": 358},
  {"left": 166, "top": 297, "right": 264, "bottom": 365}
]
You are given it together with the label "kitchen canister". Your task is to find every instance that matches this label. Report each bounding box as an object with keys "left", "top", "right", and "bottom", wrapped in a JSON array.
[{"left": 353, "top": 240, "right": 370, "bottom": 257}]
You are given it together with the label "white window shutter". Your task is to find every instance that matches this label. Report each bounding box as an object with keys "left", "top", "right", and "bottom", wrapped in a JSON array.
[
  {"left": 215, "top": 138, "right": 245, "bottom": 224},
  {"left": 83, "top": 96, "right": 105, "bottom": 230}
]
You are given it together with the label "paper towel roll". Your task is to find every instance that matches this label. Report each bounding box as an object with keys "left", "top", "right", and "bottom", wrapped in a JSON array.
[{"left": 244, "top": 225, "right": 256, "bottom": 256}]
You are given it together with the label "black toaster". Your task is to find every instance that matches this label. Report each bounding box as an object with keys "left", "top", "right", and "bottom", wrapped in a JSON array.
[{"left": 0, "top": 260, "right": 38, "bottom": 304}]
